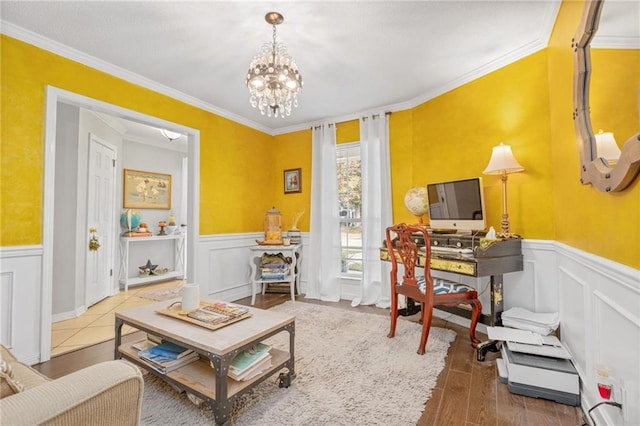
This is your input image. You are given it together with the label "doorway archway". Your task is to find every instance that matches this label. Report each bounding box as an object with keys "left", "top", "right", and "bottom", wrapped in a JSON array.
[{"left": 42, "top": 86, "right": 200, "bottom": 361}]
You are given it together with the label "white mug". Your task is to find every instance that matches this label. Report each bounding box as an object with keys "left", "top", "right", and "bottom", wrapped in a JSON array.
[{"left": 182, "top": 283, "right": 200, "bottom": 311}]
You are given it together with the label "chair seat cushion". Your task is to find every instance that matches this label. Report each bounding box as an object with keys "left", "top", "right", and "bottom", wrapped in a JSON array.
[{"left": 417, "top": 276, "right": 476, "bottom": 295}]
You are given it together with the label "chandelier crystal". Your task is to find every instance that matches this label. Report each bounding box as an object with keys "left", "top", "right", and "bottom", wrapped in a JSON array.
[{"left": 246, "top": 12, "right": 303, "bottom": 118}]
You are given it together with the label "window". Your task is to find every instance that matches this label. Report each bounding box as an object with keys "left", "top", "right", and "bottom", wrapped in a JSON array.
[{"left": 336, "top": 143, "right": 362, "bottom": 275}]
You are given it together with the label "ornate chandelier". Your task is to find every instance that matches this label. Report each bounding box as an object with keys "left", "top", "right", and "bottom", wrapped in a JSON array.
[{"left": 246, "top": 12, "right": 303, "bottom": 118}]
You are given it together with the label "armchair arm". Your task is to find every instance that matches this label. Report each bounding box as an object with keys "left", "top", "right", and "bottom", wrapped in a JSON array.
[{"left": 1, "top": 360, "right": 143, "bottom": 426}]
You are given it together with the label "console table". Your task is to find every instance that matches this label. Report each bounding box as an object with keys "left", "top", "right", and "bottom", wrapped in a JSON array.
[
  {"left": 380, "top": 234, "right": 523, "bottom": 361},
  {"left": 118, "top": 234, "right": 186, "bottom": 291},
  {"left": 249, "top": 244, "right": 302, "bottom": 305}
]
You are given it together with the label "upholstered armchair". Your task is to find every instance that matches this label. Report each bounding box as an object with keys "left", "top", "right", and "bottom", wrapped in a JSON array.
[{"left": 1, "top": 344, "right": 143, "bottom": 425}]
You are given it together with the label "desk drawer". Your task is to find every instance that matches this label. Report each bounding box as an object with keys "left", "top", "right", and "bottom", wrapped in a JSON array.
[{"left": 430, "top": 258, "right": 476, "bottom": 276}]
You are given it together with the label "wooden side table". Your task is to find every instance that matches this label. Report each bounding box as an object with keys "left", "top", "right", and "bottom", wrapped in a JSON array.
[{"left": 249, "top": 244, "right": 302, "bottom": 305}]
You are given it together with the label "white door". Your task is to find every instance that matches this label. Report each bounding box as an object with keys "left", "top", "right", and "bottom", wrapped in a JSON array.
[{"left": 86, "top": 134, "right": 117, "bottom": 307}]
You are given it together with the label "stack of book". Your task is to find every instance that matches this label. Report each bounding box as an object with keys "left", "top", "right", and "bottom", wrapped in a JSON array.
[
  {"left": 136, "top": 341, "right": 199, "bottom": 374},
  {"left": 228, "top": 343, "right": 272, "bottom": 381},
  {"left": 260, "top": 263, "right": 289, "bottom": 280}
]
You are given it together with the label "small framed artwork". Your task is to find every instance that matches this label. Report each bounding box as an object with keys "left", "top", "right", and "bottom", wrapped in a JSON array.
[
  {"left": 284, "top": 168, "right": 302, "bottom": 194},
  {"left": 123, "top": 169, "right": 172, "bottom": 209}
]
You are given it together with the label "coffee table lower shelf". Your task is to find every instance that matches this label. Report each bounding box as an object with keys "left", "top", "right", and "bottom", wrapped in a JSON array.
[
  {"left": 118, "top": 342, "right": 291, "bottom": 400},
  {"left": 114, "top": 301, "right": 295, "bottom": 425}
]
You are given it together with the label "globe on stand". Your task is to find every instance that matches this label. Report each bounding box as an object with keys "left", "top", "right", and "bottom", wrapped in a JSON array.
[
  {"left": 120, "top": 209, "right": 142, "bottom": 234},
  {"left": 404, "top": 187, "right": 430, "bottom": 225}
]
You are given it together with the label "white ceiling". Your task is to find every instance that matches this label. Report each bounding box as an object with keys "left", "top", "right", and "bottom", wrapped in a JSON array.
[{"left": 1, "top": 1, "right": 637, "bottom": 140}]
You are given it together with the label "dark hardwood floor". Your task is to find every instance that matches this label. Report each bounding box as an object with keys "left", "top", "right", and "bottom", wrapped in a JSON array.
[{"left": 34, "top": 294, "right": 585, "bottom": 425}]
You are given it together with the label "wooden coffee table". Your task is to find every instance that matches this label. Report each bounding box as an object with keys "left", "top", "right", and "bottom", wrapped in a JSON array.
[{"left": 114, "top": 299, "right": 295, "bottom": 425}]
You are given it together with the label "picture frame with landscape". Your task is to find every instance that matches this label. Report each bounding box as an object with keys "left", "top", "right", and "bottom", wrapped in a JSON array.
[
  {"left": 284, "top": 168, "right": 301, "bottom": 194},
  {"left": 123, "top": 169, "right": 172, "bottom": 209}
]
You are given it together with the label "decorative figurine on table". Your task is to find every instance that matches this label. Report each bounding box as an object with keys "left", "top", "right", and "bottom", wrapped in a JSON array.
[
  {"left": 139, "top": 259, "right": 157, "bottom": 276},
  {"left": 165, "top": 213, "right": 178, "bottom": 234},
  {"left": 158, "top": 221, "right": 167, "bottom": 235},
  {"left": 287, "top": 209, "right": 305, "bottom": 244}
]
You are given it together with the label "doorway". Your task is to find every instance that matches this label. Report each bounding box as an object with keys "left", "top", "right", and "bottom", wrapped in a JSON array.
[{"left": 42, "top": 86, "right": 200, "bottom": 362}]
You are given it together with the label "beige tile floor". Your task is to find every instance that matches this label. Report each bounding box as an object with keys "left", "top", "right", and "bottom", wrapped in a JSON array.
[{"left": 51, "top": 280, "right": 182, "bottom": 357}]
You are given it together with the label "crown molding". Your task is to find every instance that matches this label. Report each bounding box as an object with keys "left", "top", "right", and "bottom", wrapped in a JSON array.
[
  {"left": 405, "top": 39, "right": 548, "bottom": 112},
  {"left": 1, "top": 21, "right": 274, "bottom": 135},
  {"left": 2, "top": 3, "right": 561, "bottom": 138}
]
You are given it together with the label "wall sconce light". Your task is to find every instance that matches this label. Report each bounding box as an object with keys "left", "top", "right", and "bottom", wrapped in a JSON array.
[
  {"left": 160, "top": 129, "right": 182, "bottom": 141},
  {"left": 483, "top": 142, "right": 524, "bottom": 238},
  {"left": 594, "top": 130, "right": 621, "bottom": 164}
]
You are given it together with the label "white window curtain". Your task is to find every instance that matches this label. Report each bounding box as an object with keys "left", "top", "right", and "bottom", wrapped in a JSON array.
[
  {"left": 305, "top": 123, "right": 342, "bottom": 301},
  {"left": 351, "top": 113, "right": 392, "bottom": 308}
]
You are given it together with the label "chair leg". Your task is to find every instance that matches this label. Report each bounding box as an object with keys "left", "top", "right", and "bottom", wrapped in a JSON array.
[
  {"left": 388, "top": 291, "right": 398, "bottom": 339},
  {"left": 418, "top": 304, "right": 434, "bottom": 355},
  {"left": 468, "top": 299, "right": 482, "bottom": 345}
]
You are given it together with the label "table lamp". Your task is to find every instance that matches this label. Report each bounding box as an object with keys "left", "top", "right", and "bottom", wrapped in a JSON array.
[{"left": 483, "top": 142, "right": 524, "bottom": 237}]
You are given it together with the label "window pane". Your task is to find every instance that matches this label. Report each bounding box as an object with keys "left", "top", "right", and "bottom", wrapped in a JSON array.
[{"left": 337, "top": 143, "right": 362, "bottom": 275}]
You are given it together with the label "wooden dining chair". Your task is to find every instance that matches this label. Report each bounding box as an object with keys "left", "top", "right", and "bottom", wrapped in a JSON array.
[{"left": 385, "top": 223, "right": 482, "bottom": 355}]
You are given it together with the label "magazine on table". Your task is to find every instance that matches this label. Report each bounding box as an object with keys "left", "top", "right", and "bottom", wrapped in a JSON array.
[
  {"left": 187, "top": 302, "right": 251, "bottom": 325},
  {"left": 148, "top": 341, "right": 194, "bottom": 359},
  {"left": 229, "top": 355, "right": 272, "bottom": 381},
  {"left": 228, "top": 343, "right": 271, "bottom": 376},
  {"left": 138, "top": 348, "right": 199, "bottom": 374}
]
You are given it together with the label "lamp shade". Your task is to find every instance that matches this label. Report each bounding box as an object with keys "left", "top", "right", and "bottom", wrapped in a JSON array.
[
  {"left": 483, "top": 142, "right": 524, "bottom": 175},
  {"left": 594, "top": 131, "right": 621, "bottom": 162}
]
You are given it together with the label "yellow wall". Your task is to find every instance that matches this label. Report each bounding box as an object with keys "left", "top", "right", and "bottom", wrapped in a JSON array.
[
  {"left": 397, "top": 51, "right": 555, "bottom": 239},
  {"left": 0, "top": 35, "right": 273, "bottom": 244},
  {"left": 272, "top": 129, "right": 312, "bottom": 231},
  {"left": 389, "top": 110, "right": 415, "bottom": 225},
  {"left": 268, "top": 119, "right": 360, "bottom": 232},
  {"left": 548, "top": 1, "right": 639, "bottom": 268},
  {"left": 336, "top": 119, "right": 359, "bottom": 144},
  {"left": 2, "top": 1, "right": 639, "bottom": 270}
]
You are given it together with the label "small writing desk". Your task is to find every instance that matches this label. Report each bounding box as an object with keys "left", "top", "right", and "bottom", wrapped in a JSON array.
[{"left": 380, "top": 235, "right": 523, "bottom": 360}]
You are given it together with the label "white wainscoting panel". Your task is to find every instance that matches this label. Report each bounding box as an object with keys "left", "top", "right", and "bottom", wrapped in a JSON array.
[
  {"left": 1, "top": 234, "right": 638, "bottom": 423},
  {"left": 555, "top": 242, "right": 639, "bottom": 426},
  {"left": 1, "top": 271, "right": 15, "bottom": 348},
  {"left": 510, "top": 240, "right": 559, "bottom": 312},
  {"left": 197, "top": 233, "right": 309, "bottom": 303},
  {"left": 0, "top": 246, "right": 43, "bottom": 364}
]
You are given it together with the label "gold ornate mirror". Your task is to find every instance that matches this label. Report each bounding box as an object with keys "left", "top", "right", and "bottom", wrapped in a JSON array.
[{"left": 573, "top": 0, "right": 640, "bottom": 192}]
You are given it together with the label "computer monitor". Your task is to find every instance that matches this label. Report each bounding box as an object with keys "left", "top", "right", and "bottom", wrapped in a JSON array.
[{"left": 426, "top": 177, "right": 487, "bottom": 233}]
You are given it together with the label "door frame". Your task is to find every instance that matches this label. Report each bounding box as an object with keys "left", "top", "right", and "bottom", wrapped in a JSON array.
[{"left": 42, "top": 86, "right": 200, "bottom": 361}]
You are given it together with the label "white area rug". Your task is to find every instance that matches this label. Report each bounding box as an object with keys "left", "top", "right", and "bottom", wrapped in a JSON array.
[{"left": 140, "top": 301, "right": 456, "bottom": 425}]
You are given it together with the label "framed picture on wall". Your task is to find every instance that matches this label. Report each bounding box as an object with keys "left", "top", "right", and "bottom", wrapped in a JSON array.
[
  {"left": 284, "top": 168, "right": 302, "bottom": 194},
  {"left": 123, "top": 169, "right": 172, "bottom": 209}
]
